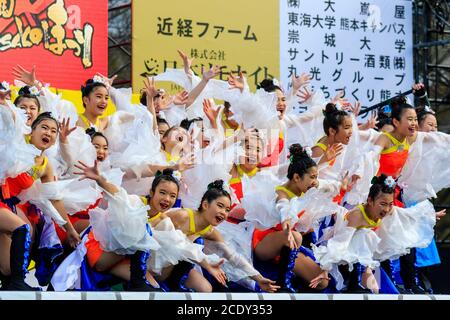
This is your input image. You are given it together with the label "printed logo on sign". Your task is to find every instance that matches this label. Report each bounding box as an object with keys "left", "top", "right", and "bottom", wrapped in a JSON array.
[{"left": 0, "top": 0, "right": 94, "bottom": 68}]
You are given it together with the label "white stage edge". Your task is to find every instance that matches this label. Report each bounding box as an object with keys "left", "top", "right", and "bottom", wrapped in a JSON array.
[{"left": 0, "top": 292, "right": 449, "bottom": 300}]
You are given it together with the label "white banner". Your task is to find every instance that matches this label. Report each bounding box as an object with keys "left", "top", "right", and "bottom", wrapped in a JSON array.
[{"left": 280, "top": 0, "right": 413, "bottom": 118}]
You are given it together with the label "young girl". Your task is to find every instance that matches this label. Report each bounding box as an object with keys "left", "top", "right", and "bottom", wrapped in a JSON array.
[
  {"left": 0, "top": 112, "right": 81, "bottom": 290},
  {"left": 155, "top": 180, "right": 278, "bottom": 293},
  {"left": 311, "top": 175, "right": 445, "bottom": 293},
  {"left": 251, "top": 144, "right": 331, "bottom": 293},
  {"left": 14, "top": 86, "right": 41, "bottom": 127}
]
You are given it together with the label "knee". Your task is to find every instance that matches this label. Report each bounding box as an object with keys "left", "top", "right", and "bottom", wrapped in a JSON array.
[{"left": 94, "top": 261, "right": 110, "bottom": 273}]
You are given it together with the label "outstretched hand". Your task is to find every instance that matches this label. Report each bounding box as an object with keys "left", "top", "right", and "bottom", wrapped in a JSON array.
[
  {"left": 12, "top": 64, "right": 38, "bottom": 87},
  {"left": 436, "top": 209, "right": 446, "bottom": 221},
  {"left": 207, "top": 259, "right": 228, "bottom": 286},
  {"left": 59, "top": 118, "right": 77, "bottom": 143},
  {"left": 227, "top": 72, "right": 245, "bottom": 92},
  {"left": 257, "top": 277, "right": 280, "bottom": 293},
  {"left": 73, "top": 160, "right": 101, "bottom": 182},
  {"left": 202, "top": 65, "right": 221, "bottom": 81},
  {"left": 177, "top": 49, "right": 194, "bottom": 75},
  {"left": 292, "top": 73, "right": 311, "bottom": 93}
]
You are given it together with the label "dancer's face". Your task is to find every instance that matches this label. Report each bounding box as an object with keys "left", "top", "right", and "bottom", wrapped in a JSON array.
[
  {"left": 92, "top": 135, "right": 109, "bottom": 162},
  {"left": 83, "top": 86, "right": 109, "bottom": 117},
  {"left": 331, "top": 115, "right": 353, "bottom": 145},
  {"left": 17, "top": 97, "right": 39, "bottom": 126},
  {"left": 275, "top": 89, "right": 287, "bottom": 119},
  {"left": 393, "top": 108, "right": 417, "bottom": 137},
  {"left": 157, "top": 122, "right": 170, "bottom": 139},
  {"left": 242, "top": 134, "right": 263, "bottom": 165},
  {"left": 200, "top": 196, "right": 231, "bottom": 226},
  {"left": 150, "top": 180, "right": 178, "bottom": 212},
  {"left": 367, "top": 192, "right": 394, "bottom": 220},
  {"left": 293, "top": 166, "right": 319, "bottom": 194},
  {"left": 419, "top": 114, "right": 437, "bottom": 132},
  {"left": 30, "top": 119, "right": 58, "bottom": 151}
]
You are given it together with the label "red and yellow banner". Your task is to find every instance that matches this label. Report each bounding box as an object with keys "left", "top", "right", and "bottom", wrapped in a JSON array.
[{"left": 0, "top": 0, "right": 108, "bottom": 91}]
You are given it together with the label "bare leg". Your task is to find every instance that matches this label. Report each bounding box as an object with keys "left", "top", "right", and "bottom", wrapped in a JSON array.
[
  {"left": 293, "top": 253, "right": 329, "bottom": 290},
  {"left": 184, "top": 268, "right": 212, "bottom": 292},
  {"left": 254, "top": 230, "right": 302, "bottom": 261},
  {"left": 73, "top": 219, "right": 90, "bottom": 234}
]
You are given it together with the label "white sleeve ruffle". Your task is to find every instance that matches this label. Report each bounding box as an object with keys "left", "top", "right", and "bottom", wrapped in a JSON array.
[
  {"left": 148, "top": 217, "right": 221, "bottom": 274},
  {"left": 344, "top": 145, "right": 382, "bottom": 205},
  {"left": 312, "top": 210, "right": 381, "bottom": 272},
  {"left": 89, "top": 187, "right": 160, "bottom": 255},
  {"left": 239, "top": 171, "right": 283, "bottom": 229},
  {"left": 178, "top": 138, "right": 243, "bottom": 209},
  {"left": 0, "top": 104, "right": 40, "bottom": 183},
  {"left": 204, "top": 238, "right": 260, "bottom": 283},
  {"left": 374, "top": 200, "right": 437, "bottom": 261},
  {"left": 398, "top": 131, "right": 450, "bottom": 204},
  {"left": 289, "top": 187, "right": 343, "bottom": 233}
]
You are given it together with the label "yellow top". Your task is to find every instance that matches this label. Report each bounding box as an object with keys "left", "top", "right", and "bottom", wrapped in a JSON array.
[
  {"left": 25, "top": 134, "right": 32, "bottom": 144},
  {"left": 381, "top": 132, "right": 410, "bottom": 155},
  {"left": 164, "top": 151, "right": 180, "bottom": 163},
  {"left": 139, "top": 196, "right": 163, "bottom": 223},
  {"left": 356, "top": 204, "right": 381, "bottom": 229},
  {"left": 275, "top": 185, "right": 298, "bottom": 200},
  {"left": 229, "top": 164, "right": 258, "bottom": 185},
  {"left": 79, "top": 114, "right": 100, "bottom": 129},
  {"left": 28, "top": 156, "right": 48, "bottom": 180},
  {"left": 185, "top": 208, "right": 212, "bottom": 237},
  {"left": 148, "top": 212, "right": 162, "bottom": 223},
  {"left": 315, "top": 142, "right": 327, "bottom": 152}
]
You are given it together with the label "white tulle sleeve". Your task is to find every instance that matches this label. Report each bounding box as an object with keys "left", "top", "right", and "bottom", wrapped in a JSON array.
[
  {"left": 0, "top": 103, "right": 40, "bottom": 183},
  {"left": 17, "top": 180, "right": 67, "bottom": 226},
  {"left": 58, "top": 127, "right": 97, "bottom": 177},
  {"left": 344, "top": 145, "right": 382, "bottom": 205},
  {"left": 239, "top": 171, "right": 283, "bottom": 229},
  {"left": 312, "top": 210, "right": 381, "bottom": 274},
  {"left": 204, "top": 239, "right": 260, "bottom": 282},
  {"left": 374, "top": 200, "right": 437, "bottom": 261},
  {"left": 178, "top": 137, "right": 243, "bottom": 209},
  {"left": 398, "top": 131, "right": 450, "bottom": 204},
  {"left": 148, "top": 217, "right": 221, "bottom": 274},
  {"left": 289, "top": 186, "right": 342, "bottom": 233},
  {"left": 160, "top": 104, "right": 188, "bottom": 127},
  {"left": 226, "top": 89, "right": 280, "bottom": 131},
  {"left": 38, "top": 88, "right": 79, "bottom": 127},
  {"left": 89, "top": 187, "right": 160, "bottom": 255}
]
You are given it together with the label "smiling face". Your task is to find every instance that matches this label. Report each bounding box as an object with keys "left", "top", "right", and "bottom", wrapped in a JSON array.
[
  {"left": 150, "top": 180, "right": 179, "bottom": 213},
  {"left": 275, "top": 89, "right": 287, "bottom": 119},
  {"left": 92, "top": 135, "right": 109, "bottom": 162},
  {"left": 419, "top": 114, "right": 438, "bottom": 132},
  {"left": 242, "top": 134, "right": 264, "bottom": 165},
  {"left": 83, "top": 86, "right": 109, "bottom": 117},
  {"left": 30, "top": 119, "right": 58, "bottom": 151},
  {"left": 292, "top": 166, "right": 319, "bottom": 193},
  {"left": 17, "top": 97, "right": 39, "bottom": 126},
  {"left": 162, "top": 127, "right": 190, "bottom": 153},
  {"left": 200, "top": 195, "right": 231, "bottom": 226},
  {"left": 393, "top": 108, "right": 418, "bottom": 137},
  {"left": 331, "top": 115, "right": 353, "bottom": 145},
  {"left": 367, "top": 192, "right": 394, "bottom": 220}
]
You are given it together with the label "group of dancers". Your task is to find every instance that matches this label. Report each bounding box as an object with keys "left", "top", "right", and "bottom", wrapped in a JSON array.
[{"left": 0, "top": 49, "right": 449, "bottom": 294}]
